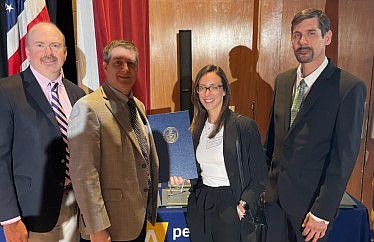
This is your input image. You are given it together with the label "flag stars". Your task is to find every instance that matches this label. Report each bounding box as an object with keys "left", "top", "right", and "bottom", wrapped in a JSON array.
[{"left": 5, "top": 3, "right": 14, "bottom": 13}]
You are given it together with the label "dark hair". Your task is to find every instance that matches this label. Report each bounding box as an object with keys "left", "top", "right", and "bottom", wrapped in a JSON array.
[
  {"left": 190, "top": 65, "right": 231, "bottom": 138},
  {"left": 291, "top": 8, "right": 331, "bottom": 37},
  {"left": 103, "top": 40, "right": 139, "bottom": 64}
]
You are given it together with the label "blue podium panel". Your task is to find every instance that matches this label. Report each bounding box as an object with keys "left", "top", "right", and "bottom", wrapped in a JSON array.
[
  {"left": 149, "top": 201, "right": 371, "bottom": 242},
  {"left": 328, "top": 197, "right": 371, "bottom": 242},
  {"left": 0, "top": 228, "right": 4, "bottom": 242},
  {"left": 148, "top": 111, "right": 197, "bottom": 182},
  {"left": 157, "top": 208, "right": 190, "bottom": 241},
  {"left": 1, "top": 199, "right": 370, "bottom": 242}
]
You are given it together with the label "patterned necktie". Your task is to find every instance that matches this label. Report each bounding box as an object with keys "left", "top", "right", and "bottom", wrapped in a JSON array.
[
  {"left": 127, "top": 98, "right": 151, "bottom": 183},
  {"left": 290, "top": 79, "right": 307, "bottom": 126},
  {"left": 51, "top": 82, "right": 71, "bottom": 185}
]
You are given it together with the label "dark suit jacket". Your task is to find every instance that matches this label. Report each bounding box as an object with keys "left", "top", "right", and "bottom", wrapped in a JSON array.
[
  {"left": 264, "top": 60, "right": 366, "bottom": 221},
  {"left": 191, "top": 110, "right": 267, "bottom": 212},
  {"left": 0, "top": 68, "right": 85, "bottom": 232}
]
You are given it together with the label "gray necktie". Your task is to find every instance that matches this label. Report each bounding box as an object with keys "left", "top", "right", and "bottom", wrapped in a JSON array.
[{"left": 290, "top": 79, "right": 307, "bottom": 126}]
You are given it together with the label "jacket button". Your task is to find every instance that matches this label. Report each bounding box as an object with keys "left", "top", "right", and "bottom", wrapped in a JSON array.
[
  {"left": 60, "top": 159, "right": 65, "bottom": 164},
  {"left": 59, "top": 182, "right": 64, "bottom": 187},
  {"left": 142, "top": 164, "right": 147, "bottom": 168}
]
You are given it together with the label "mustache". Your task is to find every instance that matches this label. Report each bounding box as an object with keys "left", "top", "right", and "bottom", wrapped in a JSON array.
[
  {"left": 41, "top": 55, "right": 58, "bottom": 62},
  {"left": 296, "top": 46, "right": 313, "bottom": 53}
]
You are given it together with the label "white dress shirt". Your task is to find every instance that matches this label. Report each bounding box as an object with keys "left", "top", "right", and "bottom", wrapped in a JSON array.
[{"left": 196, "top": 120, "right": 230, "bottom": 187}]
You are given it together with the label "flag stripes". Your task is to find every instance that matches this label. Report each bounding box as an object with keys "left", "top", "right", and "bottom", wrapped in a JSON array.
[{"left": 6, "top": 0, "right": 50, "bottom": 75}]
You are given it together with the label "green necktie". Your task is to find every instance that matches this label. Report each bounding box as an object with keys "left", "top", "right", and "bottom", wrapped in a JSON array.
[{"left": 290, "top": 79, "right": 307, "bottom": 126}]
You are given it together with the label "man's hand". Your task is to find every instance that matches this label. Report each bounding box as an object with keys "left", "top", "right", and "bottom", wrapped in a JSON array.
[
  {"left": 302, "top": 213, "right": 328, "bottom": 242},
  {"left": 169, "top": 176, "right": 190, "bottom": 186},
  {"left": 90, "top": 229, "right": 111, "bottom": 242},
  {"left": 3, "top": 220, "right": 28, "bottom": 242}
]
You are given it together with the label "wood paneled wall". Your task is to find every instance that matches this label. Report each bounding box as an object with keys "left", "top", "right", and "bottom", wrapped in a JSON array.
[
  {"left": 338, "top": 0, "right": 374, "bottom": 226},
  {"left": 149, "top": 0, "right": 374, "bottom": 224},
  {"left": 149, "top": 0, "right": 254, "bottom": 114}
]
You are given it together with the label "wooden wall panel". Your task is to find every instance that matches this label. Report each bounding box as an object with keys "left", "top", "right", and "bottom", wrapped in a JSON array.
[
  {"left": 257, "top": 0, "right": 283, "bottom": 90},
  {"left": 150, "top": 0, "right": 254, "bottom": 113},
  {"left": 338, "top": 0, "right": 374, "bottom": 225},
  {"left": 227, "top": 0, "right": 272, "bottom": 140},
  {"left": 366, "top": 61, "right": 374, "bottom": 227}
]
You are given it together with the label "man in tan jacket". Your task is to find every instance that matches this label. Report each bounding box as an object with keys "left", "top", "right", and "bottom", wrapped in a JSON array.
[{"left": 68, "top": 40, "right": 159, "bottom": 242}]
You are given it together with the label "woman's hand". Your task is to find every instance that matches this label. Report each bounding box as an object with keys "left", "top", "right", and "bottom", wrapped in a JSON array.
[{"left": 237, "top": 200, "right": 247, "bottom": 220}]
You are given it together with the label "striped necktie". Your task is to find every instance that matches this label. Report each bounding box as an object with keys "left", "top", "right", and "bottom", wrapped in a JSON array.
[
  {"left": 290, "top": 79, "right": 307, "bottom": 126},
  {"left": 50, "top": 82, "right": 71, "bottom": 185}
]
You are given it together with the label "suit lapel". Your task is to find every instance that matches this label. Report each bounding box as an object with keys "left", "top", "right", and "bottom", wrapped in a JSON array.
[
  {"left": 223, "top": 112, "right": 239, "bottom": 188},
  {"left": 101, "top": 83, "right": 143, "bottom": 157},
  {"left": 63, "top": 78, "right": 80, "bottom": 105},
  {"left": 287, "top": 61, "right": 338, "bottom": 135},
  {"left": 22, "top": 68, "right": 60, "bottom": 131},
  {"left": 280, "top": 70, "right": 296, "bottom": 134}
]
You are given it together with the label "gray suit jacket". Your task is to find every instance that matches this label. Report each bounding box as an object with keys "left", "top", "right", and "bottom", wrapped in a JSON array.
[
  {"left": 68, "top": 83, "right": 159, "bottom": 241},
  {"left": 0, "top": 68, "right": 85, "bottom": 232}
]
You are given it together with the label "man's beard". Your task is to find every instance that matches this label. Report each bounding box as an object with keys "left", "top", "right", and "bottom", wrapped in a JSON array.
[{"left": 294, "top": 46, "right": 314, "bottom": 63}]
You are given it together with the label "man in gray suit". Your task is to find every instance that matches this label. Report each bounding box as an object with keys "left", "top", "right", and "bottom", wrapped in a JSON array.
[
  {"left": 68, "top": 40, "right": 159, "bottom": 242},
  {"left": 265, "top": 8, "right": 366, "bottom": 242},
  {"left": 0, "top": 22, "right": 85, "bottom": 241}
]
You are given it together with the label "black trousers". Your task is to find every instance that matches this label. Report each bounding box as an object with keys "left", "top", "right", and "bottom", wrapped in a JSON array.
[
  {"left": 186, "top": 185, "right": 241, "bottom": 242},
  {"left": 265, "top": 201, "right": 331, "bottom": 242}
]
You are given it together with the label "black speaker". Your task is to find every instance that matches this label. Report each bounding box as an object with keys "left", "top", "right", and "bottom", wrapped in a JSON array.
[{"left": 178, "top": 30, "right": 192, "bottom": 116}]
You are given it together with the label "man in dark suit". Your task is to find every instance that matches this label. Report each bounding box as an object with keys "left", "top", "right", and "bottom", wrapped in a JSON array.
[
  {"left": 0, "top": 22, "right": 85, "bottom": 241},
  {"left": 265, "top": 9, "right": 366, "bottom": 242}
]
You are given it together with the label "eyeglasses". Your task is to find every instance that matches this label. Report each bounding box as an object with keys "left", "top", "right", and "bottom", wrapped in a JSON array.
[
  {"left": 196, "top": 84, "right": 223, "bottom": 93},
  {"left": 32, "top": 42, "right": 64, "bottom": 51}
]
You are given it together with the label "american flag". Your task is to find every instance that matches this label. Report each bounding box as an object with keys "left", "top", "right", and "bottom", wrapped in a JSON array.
[{"left": 5, "top": 0, "right": 50, "bottom": 75}]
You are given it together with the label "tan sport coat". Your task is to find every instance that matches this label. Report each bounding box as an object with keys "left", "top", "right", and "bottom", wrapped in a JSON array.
[{"left": 68, "top": 83, "right": 159, "bottom": 241}]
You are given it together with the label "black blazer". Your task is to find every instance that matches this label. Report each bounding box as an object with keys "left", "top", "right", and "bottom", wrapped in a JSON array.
[
  {"left": 264, "top": 60, "right": 366, "bottom": 221},
  {"left": 0, "top": 68, "right": 85, "bottom": 232},
  {"left": 191, "top": 110, "right": 267, "bottom": 212}
]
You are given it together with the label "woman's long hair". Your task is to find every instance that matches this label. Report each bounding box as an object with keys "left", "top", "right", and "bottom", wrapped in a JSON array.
[{"left": 190, "top": 65, "right": 231, "bottom": 138}]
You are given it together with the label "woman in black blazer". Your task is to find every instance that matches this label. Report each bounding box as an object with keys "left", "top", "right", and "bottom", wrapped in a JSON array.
[{"left": 172, "top": 65, "right": 267, "bottom": 242}]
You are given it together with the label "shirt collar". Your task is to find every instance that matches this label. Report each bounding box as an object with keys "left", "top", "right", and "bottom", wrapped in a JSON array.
[
  {"left": 30, "top": 65, "right": 63, "bottom": 89},
  {"left": 107, "top": 84, "right": 134, "bottom": 103},
  {"left": 296, "top": 57, "right": 328, "bottom": 88}
]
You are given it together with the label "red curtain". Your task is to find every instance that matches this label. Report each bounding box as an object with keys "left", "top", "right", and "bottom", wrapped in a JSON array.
[{"left": 92, "top": 0, "right": 150, "bottom": 111}]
